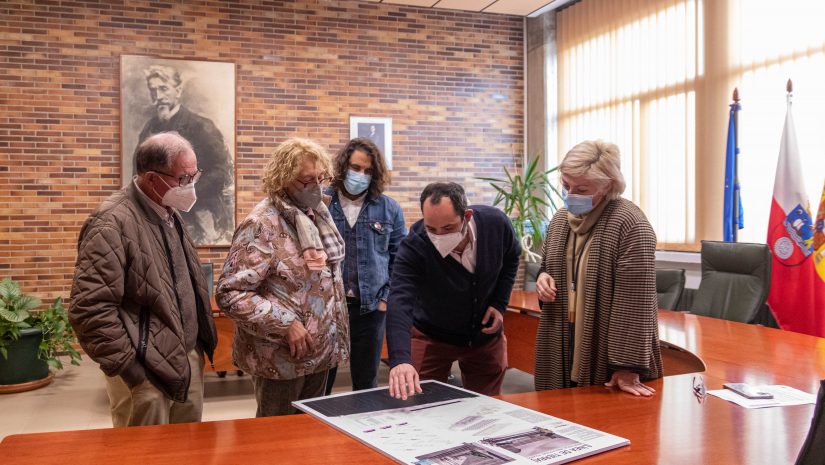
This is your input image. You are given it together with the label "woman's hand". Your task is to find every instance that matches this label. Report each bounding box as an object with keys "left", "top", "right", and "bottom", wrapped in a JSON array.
[
  {"left": 286, "top": 320, "right": 314, "bottom": 359},
  {"left": 605, "top": 371, "right": 656, "bottom": 397},
  {"left": 536, "top": 272, "right": 557, "bottom": 302},
  {"left": 303, "top": 249, "right": 327, "bottom": 271}
]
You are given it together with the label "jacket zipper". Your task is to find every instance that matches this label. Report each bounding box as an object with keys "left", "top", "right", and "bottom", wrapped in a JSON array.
[{"left": 138, "top": 306, "right": 149, "bottom": 361}]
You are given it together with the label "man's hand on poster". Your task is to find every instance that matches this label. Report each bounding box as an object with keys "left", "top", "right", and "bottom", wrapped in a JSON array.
[{"left": 389, "top": 363, "right": 422, "bottom": 400}]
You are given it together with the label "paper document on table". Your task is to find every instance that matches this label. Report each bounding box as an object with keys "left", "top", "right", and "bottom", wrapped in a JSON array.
[
  {"left": 294, "top": 380, "right": 629, "bottom": 464},
  {"left": 708, "top": 385, "right": 816, "bottom": 409}
]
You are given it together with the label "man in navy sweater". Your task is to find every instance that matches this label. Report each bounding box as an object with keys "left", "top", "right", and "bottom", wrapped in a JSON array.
[{"left": 386, "top": 182, "right": 521, "bottom": 399}]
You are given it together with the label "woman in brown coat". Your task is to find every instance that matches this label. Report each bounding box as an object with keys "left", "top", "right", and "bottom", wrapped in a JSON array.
[{"left": 534, "top": 140, "right": 662, "bottom": 396}]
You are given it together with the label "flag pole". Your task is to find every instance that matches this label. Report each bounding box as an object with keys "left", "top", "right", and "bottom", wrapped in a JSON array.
[
  {"left": 787, "top": 79, "right": 793, "bottom": 104},
  {"left": 732, "top": 87, "right": 740, "bottom": 241}
]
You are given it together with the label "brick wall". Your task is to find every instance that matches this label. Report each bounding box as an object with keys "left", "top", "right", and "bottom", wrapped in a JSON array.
[{"left": 0, "top": 0, "right": 524, "bottom": 299}]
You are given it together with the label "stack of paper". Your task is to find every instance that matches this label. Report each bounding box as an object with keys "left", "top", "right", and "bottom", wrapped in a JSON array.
[{"left": 708, "top": 385, "right": 816, "bottom": 409}]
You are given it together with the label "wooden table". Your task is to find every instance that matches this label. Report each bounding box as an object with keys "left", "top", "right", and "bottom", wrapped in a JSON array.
[
  {"left": 506, "top": 290, "right": 708, "bottom": 376},
  {"left": 3, "top": 292, "right": 824, "bottom": 464},
  {"left": 505, "top": 290, "right": 824, "bottom": 392}
]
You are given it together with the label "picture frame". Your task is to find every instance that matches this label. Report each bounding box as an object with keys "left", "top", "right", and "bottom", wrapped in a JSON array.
[
  {"left": 349, "top": 116, "right": 393, "bottom": 170},
  {"left": 120, "top": 55, "right": 236, "bottom": 246}
]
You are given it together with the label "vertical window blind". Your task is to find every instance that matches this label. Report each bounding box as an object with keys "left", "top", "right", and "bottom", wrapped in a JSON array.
[
  {"left": 734, "top": 0, "right": 825, "bottom": 243},
  {"left": 555, "top": 0, "right": 825, "bottom": 246},
  {"left": 557, "top": 0, "right": 699, "bottom": 244}
]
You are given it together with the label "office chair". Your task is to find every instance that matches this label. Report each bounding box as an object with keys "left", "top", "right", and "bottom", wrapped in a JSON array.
[
  {"left": 795, "top": 379, "right": 825, "bottom": 465},
  {"left": 688, "top": 240, "right": 771, "bottom": 324},
  {"left": 656, "top": 268, "right": 685, "bottom": 310},
  {"left": 523, "top": 261, "right": 541, "bottom": 292}
]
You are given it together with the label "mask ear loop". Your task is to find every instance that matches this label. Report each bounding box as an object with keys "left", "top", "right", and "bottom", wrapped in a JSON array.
[{"left": 148, "top": 172, "right": 172, "bottom": 201}]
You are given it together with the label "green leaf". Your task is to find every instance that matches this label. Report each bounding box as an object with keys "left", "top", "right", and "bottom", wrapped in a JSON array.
[
  {"left": 475, "top": 156, "right": 562, "bottom": 254},
  {"left": 0, "top": 278, "right": 20, "bottom": 302},
  {"left": 16, "top": 295, "right": 41, "bottom": 313},
  {"left": 0, "top": 307, "right": 28, "bottom": 323}
]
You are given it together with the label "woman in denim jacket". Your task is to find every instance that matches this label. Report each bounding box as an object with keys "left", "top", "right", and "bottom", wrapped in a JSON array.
[{"left": 325, "top": 138, "right": 406, "bottom": 391}]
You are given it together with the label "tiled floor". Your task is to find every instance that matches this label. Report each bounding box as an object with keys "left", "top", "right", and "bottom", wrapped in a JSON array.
[{"left": 0, "top": 357, "right": 534, "bottom": 440}]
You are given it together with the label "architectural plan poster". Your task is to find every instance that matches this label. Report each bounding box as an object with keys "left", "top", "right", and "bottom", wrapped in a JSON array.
[{"left": 293, "top": 381, "right": 629, "bottom": 464}]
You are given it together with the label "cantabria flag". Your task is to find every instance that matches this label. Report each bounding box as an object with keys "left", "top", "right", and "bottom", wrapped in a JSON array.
[{"left": 766, "top": 97, "right": 825, "bottom": 337}]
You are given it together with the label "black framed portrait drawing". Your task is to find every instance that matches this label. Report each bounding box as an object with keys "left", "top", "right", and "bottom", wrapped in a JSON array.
[{"left": 120, "top": 55, "right": 236, "bottom": 246}]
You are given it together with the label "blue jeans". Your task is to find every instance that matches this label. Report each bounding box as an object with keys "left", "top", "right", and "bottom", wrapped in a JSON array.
[{"left": 326, "top": 300, "right": 386, "bottom": 393}]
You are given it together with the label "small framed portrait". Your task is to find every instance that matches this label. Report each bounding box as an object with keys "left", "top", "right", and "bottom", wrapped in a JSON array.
[
  {"left": 120, "top": 55, "right": 236, "bottom": 246},
  {"left": 350, "top": 116, "right": 393, "bottom": 170}
]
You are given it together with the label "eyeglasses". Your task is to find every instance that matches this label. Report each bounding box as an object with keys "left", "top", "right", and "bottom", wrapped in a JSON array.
[
  {"left": 692, "top": 376, "right": 707, "bottom": 403},
  {"left": 294, "top": 176, "right": 332, "bottom": 189},
  {"left": 154, "top": 168, "right": 203, "bottom": 187}
]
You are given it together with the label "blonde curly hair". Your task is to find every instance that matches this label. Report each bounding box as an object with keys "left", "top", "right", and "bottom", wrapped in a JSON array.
[
  {"left": 560, "top": 140, "right": 626, "bottom": 200},
  {"left": 262, "top": 138, "right": 332, "bottom": 200}
]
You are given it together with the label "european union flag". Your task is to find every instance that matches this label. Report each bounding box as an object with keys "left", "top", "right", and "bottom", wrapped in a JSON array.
[{"left": 723, "top": 101, "right": 743, "bottom": 241}]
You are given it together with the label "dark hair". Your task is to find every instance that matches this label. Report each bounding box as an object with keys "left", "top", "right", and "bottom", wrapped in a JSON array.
[
  {"left": 134, "top": 132, "right": 193, "bottom": 174},
  {"left": 331, "top": 137, "right": 389, "bottom": 198},
  {"left": 419, "top": 182, "right": 467, "bottom": 216}
]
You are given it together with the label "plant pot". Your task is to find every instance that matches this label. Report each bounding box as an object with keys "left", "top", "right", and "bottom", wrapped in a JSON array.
[{"left": 0, "top": 327, "right": 52, "bottom": 392}]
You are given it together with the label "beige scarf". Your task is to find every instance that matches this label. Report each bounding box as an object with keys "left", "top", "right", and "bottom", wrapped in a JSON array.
[{"left": 273, "top": 193, "right": 345, "bottom": 264}]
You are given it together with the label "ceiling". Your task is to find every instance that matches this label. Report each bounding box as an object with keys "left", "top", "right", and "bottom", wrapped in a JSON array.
[{"left": 361, "top": 0, "right": 576, "bottom": 17}]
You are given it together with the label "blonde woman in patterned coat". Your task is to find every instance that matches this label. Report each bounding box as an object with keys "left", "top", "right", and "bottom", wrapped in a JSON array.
[
  {"left": 534, "top": 140, "right": 662, "bottom": 396},
  {"left": 216, "top": 138, "right": 349, "bottom": 416}
]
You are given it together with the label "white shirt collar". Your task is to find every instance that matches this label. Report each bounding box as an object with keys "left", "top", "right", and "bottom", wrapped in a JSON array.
[{"left": 449, "top": 216, "right": 477, "bottom": 273}]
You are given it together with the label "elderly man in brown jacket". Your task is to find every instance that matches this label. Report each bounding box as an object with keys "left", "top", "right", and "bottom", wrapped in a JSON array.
[{"left": 70, "top": 132, "right": 217, "bottom": 427}]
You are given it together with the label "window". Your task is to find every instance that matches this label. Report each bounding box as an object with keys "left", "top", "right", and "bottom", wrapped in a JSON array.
[
  {"left": 553, "top": 0, "right": 825, "bottom": 246},
  {"left": 734, "top": 0, "right": 825, "bottom": 243},
  {"left": 557, "top": 0, "right": 699, "bottom": 244}
]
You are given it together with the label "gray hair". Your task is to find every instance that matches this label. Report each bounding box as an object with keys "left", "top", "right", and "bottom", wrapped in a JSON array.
[
  {"left": 144, "top": 64, "right": 182, "bottom": 88},
  {"left": 560, "top": 140, "right": 626, "bottom": 200},
  {"left": 134, "top": 132, "right": 193, "bottom": 175}
]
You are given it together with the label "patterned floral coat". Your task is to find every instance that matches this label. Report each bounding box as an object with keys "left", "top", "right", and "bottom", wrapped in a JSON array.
[{"left": 216, "top": 197, "right": 350, "bottom": 380}]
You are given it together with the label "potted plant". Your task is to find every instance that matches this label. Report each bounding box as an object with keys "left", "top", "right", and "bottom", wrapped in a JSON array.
[
  {"left": 0, "top": 278, "right": 81, "bottom": 393},
  {"left": 477, "top": 156, "right": 561, "bottom": 256}
]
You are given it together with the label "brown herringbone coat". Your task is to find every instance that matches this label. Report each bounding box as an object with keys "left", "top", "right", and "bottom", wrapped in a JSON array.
[{"left": 535, "top": 198, "right": 662, "bottom": 391}]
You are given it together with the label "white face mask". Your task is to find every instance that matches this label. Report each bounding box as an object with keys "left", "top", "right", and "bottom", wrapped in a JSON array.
[
  {"left": 427, "top": 221, "right": 466, "bottom": 258},
  {"left": 161, "top": 183, "right": 197, "bottom": 212}
]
